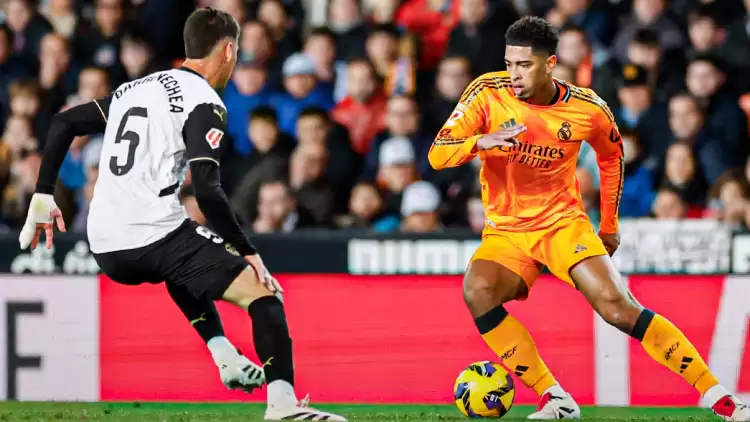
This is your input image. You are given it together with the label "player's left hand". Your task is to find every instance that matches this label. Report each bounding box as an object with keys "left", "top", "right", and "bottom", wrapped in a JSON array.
[
  {"left": 598, "top": 231, "right": 620, "bottom": 256},
  {"left": 19, "top": 193, "right": 66, "bottom": 250},
  {"left": 244, "top": 254, "right": 284, "bottom": 293}
]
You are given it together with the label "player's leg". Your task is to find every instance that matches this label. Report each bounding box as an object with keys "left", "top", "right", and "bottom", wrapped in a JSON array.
[
  {"left": 570, "top": 255, "right": 749, "bottom": 421},
  {"left": 467, "top": 235, "right": 573, "bottom": 413},
  {"left": 220, "top": 269, "right": 346, "bottom": 421},
  {"left": 165, "top": 282, "right": 264, "bottom": 392}
]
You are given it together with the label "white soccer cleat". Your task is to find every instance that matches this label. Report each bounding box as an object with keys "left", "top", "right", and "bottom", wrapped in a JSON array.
[
  {"left": 264, "top": 394, "right": 347, "bottom": 421},
  {"left": 527, "top": 392, "right": 581, "bottom": 419},
  {"left": 712, "top": 395, "right": 750, "bottom": 421},
  {"left": 218, "top": 352, "right": 265, "bottom": 393}
]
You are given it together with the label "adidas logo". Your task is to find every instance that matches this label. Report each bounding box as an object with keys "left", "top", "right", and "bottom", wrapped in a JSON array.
[
  {"left": 574, "top": 244, "right": 587, "bottom": 253},
  {"left": 680, "top": 356, "right": 693, "bottom": 373},
  {"left": 514, "top": 365, "right": 528, "bottom": 377}
]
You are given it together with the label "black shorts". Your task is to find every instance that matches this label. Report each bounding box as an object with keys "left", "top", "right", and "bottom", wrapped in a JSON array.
[{"left": 93, "top": 219, "right": 248, "bottom": 299}]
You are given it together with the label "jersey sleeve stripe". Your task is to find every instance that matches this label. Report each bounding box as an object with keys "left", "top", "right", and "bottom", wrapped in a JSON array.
[
  {"left": 614, "top": 156, "right": 624, "bottom": 214},
  {"left": 459, "top": 76, "right": 510, "bottom": 104},
  {"left": 187, "top": 157, "right": 220, "bottom": 166},
  {"left": 569, "top": 93, "right": 615, "bottom": 122},
  {"left": 93, "top": 99, "right": 108, "bottom": 122}
]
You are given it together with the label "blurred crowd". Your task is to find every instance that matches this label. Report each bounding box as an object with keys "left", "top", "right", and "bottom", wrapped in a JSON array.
[{"left": 2, "top": 0, "right": 750, "bottom": 235}]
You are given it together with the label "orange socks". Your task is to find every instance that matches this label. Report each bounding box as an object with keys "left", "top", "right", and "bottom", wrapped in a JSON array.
[
  {"left": 475, "top": 305, "right": 558, "bottom": 395},
  {"left": 632, "top": 309, "right": 719, "bottom": 395}
]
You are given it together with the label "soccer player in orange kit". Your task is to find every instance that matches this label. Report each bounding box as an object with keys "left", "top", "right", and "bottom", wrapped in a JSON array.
[{"left": 429, "top": 16, "right": 749, "bottom": 421}]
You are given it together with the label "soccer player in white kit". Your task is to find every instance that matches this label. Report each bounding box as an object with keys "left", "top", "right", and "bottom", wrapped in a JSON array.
[{"left": 18, "top": 7, "right": 346, "bottom": 421}]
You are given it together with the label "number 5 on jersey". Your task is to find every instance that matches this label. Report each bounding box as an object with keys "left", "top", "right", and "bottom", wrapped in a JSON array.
[{"left": 206, "top": 128, "right": 224, "bottom": 150}]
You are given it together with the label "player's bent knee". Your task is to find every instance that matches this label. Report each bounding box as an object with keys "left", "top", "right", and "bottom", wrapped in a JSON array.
[
  {"left": 592, "top": 289, "right": 642, "bottom": 332},
  {"left": 464, "top": 260, "right": 523, "bottom": 317},
  {"left": 222, "top": 267, "right": 274, "bottom": 310}
]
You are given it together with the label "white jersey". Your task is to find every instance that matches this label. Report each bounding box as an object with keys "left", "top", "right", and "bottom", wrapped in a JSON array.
[{"left": 87, "top": 68, "right": 227, "bottom": 253}]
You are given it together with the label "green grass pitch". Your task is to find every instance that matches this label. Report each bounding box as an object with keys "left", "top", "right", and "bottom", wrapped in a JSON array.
[{"left": 0, "top": 402, "right": 719, "bottom": 421}]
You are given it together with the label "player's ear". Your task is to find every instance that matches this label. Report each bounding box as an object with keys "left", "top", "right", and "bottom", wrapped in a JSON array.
[
  {"left": 223, "top": 40, "right": 235, "bottom": 63},
  {"left": 546, "top": 54, "right": 558, "bottom": 75}
]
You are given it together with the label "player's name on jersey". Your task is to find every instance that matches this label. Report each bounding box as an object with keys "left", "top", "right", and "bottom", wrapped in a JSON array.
[
  {"left": 348, "top": 239, "right": 481, "bottom": 275},
  {"left": 113, "top": 71, "right": 185, "bottom": 113}
]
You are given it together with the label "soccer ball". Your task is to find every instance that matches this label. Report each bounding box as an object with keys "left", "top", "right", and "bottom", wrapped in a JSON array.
[{"left": 453, "top": 361, "right": 515, "bottom": 418}]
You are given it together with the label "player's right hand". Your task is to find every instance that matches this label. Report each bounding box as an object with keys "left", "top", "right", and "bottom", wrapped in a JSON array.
[
  {"left": 244, "top": 254, "right": 284, "bottom": 293},
  {"left": 477, "top": 124, "right": 527, "bottom": 150},
  {"left": 19, "top": 193, "right": 66, "bottom": 250}
]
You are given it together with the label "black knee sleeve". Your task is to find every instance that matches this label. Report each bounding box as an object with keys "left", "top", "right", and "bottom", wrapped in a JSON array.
[
  {"left": 474, "top": 305, "right": 509, "bottom": 335},
  {"left": 630, "top": 308, "right": 655, "bottom": 341},
  {"left": 248, "top": 295, "right": 294, "bottom": 385}
]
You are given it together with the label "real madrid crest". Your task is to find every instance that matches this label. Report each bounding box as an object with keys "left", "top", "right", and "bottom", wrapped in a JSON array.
[{"left": 557, "top": 121, "right": 572, "bottom": 141}]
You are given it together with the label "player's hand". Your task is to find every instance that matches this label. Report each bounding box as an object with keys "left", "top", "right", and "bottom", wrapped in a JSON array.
[
  {"left": 18, "top": 193, "right": 66, "bottom": 250},
  {"left": 244, "top": 254, "right": 284, "bottom": 293},
  {"left": 477, "top": 124, "right": 526, "bottom": 150},
  {"left": 598, "top": 231, "right": 620, "bottom": 256}
]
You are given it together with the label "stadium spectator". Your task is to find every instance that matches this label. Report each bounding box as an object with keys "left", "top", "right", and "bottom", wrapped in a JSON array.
[
  {"left": 295, "top": 107, "right": 359, "bottom": 212},
  {"left": 611, "top": 0, "right": 684, "bottom": 65},
  {"left": 667, "top": 92, "right": 728, "bottom": 184},
  {"left": 335, "top": 181, "right": 384, "bottom": 230},
  {"left": 39, "top": 0, "right": 78, "bottom": 40},
  {"left": 118, "top": 32, "right": 156, "bottom": 83},
  {"left": 288, "top": 142, "right": 334, "bottom": 225},
  {"left": 447, "top": 0, "right": 511, "bottom": 77},
  {"left": 545, "top": 0, "right": 614, "bottom": 49},
  {"left": 626, "top": 28, "right": 684, "bottom": 104},
  {"left": 257, "top": 0, "right": 302, "bottom": 61},
  {"left": 685, "top": 55, "right": 749, "bottom": 169},
  {"left": 302, "top": 28, "right": 337, "bottom": 91},
  {"left": 376, "top": 136, "right": 419, "bottom": 221},
  {"left": 4, "top": 0, "right": 53, "bottom": 58},
  {"left": 652, "top": 185, "right": 688, "bottom": 220},
  {"left": 270, "top": 52, "right": 334, "bottom": 135},
  {"left": 614, "top": 62, "right": 670, "bottom": 163},
  {"left": 706, "top": 169, "right": 750, "bottom": 229},
  {"left": 661, "top": 142, "right": 706, "bottom": 216},
  {"left": 330, "top": 58, "right": 387, "bottom": 154},
  {"left": 253, "top": 180, "right": 316, "bottom": 233},
  {"left": 37, "top": 33, "right": 76, "bottom": 137},
  {"left": 400, "top": 180, "right": 441, "bottom": 232},
  {"left": 327, "top": 0, "right": 368, "bottom": 61},
  {"left": 239, "top": 20, "right": 281, "bottom": 86},
  {"left": 422, "top": 55, "right": 471, "bottom": 135},
  {"left": 229, "top": 107, "right": 294, "bottom": 221},
  {"left": 71, "top": 137, "right": 102, "bottom": 233},
  {"left": 393, "top": 0, "right": 460, "bottom": 69},
  {"left": 224, "top": 56, "right": 274, "bottom": 154},
  {"left": 618, "top": 129, "right": 657, "bottom": 218},
  {"left": 361, "top": 94, "right": 430, "bottom": 182}
]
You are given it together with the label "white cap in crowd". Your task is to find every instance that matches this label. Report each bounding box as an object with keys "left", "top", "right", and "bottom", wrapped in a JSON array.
[
  {"left": 282, "top": 53, "right": 316, "bottom": 77},
  {"left": 379, "top": 136, "right": 415, "bottom": 167},
  {"left": 401, "top": 181, "right": 441, "bottom": 217}
]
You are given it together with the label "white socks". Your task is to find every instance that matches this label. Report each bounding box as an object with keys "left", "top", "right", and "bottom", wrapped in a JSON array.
[
  {"left": 704, "top": 384, "right": 731, "bottom": 407},
  {"left": 543, "top": 384, "right": 567, "bottom": 398},
  {"left": 206, "top": 336, "right": 238, "bottom": 366},
  {"left": 267, "top": 380, "right": 297, "bottom": 408}
]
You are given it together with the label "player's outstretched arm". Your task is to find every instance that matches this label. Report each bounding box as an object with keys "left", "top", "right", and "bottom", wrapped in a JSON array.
[
  {"left": 427, "top": 77, "right": 490, "bottom": 170},
  {"left": 19, "top": 97, "right": 112, "bottom": 250}
]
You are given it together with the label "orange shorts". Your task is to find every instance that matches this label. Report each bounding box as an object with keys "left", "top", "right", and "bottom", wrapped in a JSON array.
[{"left": 470, "top": 217, "right": 608, "bottom": 290}]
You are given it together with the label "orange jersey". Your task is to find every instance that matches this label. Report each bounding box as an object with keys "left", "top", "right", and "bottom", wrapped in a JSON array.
[{"left": 428, "top": 71, "right": 624, "bottom": 234}]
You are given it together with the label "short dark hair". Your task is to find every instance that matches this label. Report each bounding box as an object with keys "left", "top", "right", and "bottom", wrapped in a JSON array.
[
  {"left": 505, "top": 16, "right": 558, "bottom": 56},
  {"left": 307, "top": 27, "right": 335, "bottom": 41},
  {"left": 183, "top": 7, "right": 240, "bottom": 59},
  {"left": 250, "top": 106, "right": 278, "bottom": 125},
  {"left": 631, "top": 28, "right": 660, "bottom": 48},
  {"left": 298, "top": 106, "right": 331, "bottom": 122}
]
